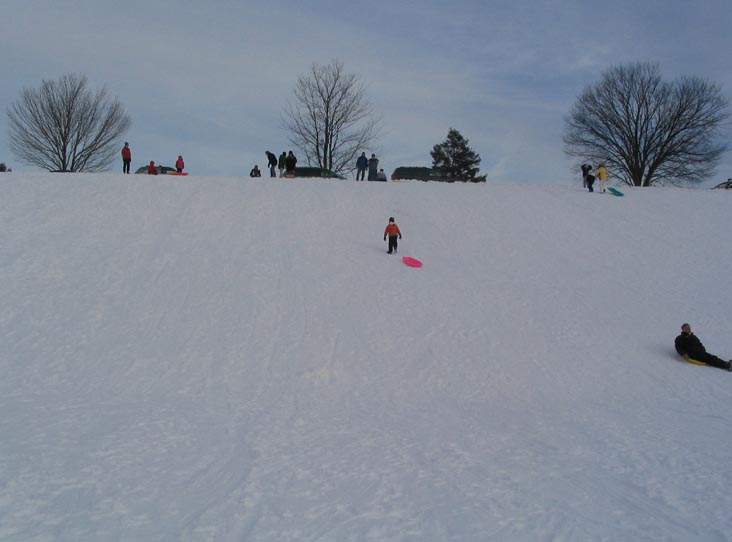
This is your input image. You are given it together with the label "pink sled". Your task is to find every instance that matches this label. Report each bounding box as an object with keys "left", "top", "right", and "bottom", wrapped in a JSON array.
[{"left": 402, "top": 256, "right": 423, "bottom": 268}]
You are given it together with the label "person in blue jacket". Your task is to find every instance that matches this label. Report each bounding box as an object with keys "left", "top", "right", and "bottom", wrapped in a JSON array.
[{"left": 355, "top": 152, "right": 368, "bottom": 181}]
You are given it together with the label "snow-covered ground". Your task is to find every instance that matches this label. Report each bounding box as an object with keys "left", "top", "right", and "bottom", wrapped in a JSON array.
[{"left": 1, "top": 173, "right": 731, "bottom": 541}]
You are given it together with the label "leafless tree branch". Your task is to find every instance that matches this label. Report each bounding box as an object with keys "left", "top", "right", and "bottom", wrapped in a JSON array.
[
  {"left": 7, "top": 74, "right": 131, "bottom": 172},
  {"left": 563, "top": 62, "right": 729, "bottom": 186},
  {"left": 281, "top": 61, "right": 381, "bottom": 174}
]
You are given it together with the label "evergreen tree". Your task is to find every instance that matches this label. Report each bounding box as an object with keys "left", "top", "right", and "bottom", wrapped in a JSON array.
[{"left": 430, "top": 128, "right": 486, "bottom": 182}]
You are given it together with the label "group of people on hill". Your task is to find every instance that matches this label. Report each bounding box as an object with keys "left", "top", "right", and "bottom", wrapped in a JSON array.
[
  {"left": 581, "top": 163, "right": 609, "bottom": 192},
  {"left": 578, "top": 162, "right": 732, "bottom": 371},
  {"left": 122, "top": 142, "right": 389, "bottom": 180},
  {"left": 37, "top": 144, "right": 732, "bottom": 374},
  {"left": 356, "top": 152, "right": 386, "bottom": 181},
  {"left": 253, "top": 151, "right": 298, "bottom": 177},
  {"left": 121, "top": 142, "right": 185, "bottom": 175},
  {"left": 253, "top": 150, "right": 387, "bottom": 180}
]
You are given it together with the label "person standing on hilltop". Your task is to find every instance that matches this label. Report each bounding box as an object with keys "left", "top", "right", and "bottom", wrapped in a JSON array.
[
  {"left": 581, "top": 163, "right": 592, "bottom": 189},
  {"left": 595, "top": 164, "right": 609, "bottom": 193},
  {"left": 285, "top": 151, "right": 297, "bottom": 177},
  {"left": 266, "top": 151, "right": 278, "bottom": 177},
  {"left": 368, "top": 153, "right": 379, "bottom": 181},
  {"left": 121, "top": 142, "right": 132, "bottom": 174},
  {"left": 278, "top": 151, "right": 287, "bottom": 177},
  {"left": 356, "top": 152, "right": 368, "bottom": 181}
]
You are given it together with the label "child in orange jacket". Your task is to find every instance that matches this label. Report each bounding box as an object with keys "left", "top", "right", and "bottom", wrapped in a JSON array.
[{"left": 383, "top": 217, "right": 402, "bottom": 254}]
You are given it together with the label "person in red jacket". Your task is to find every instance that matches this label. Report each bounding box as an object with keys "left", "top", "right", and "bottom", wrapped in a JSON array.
[
  {"left": 175, "top": 155, "right": 184, "bottom": 173},
  {"left": 121, "top": 142, "right": 132, "bottom": 174},
  {"left": 147, "top": 161, "right": 158, "bottom": 175},
  {"left": 383, "top": 217, "right": 402, "bottom": 254}
]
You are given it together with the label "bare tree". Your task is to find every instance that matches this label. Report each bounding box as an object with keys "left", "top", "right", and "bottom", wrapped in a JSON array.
[
  {"left": 8, "top": 74, "right": 131, "bottom": 172},
  {"left": 282, "top": 60, "right": 380, "bottom": 174},
  {"left": 563, "top": 62, "right": 729, "bottom": 186}
]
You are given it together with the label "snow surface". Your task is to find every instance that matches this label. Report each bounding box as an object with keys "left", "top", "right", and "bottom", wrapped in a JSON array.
[{"left": 1, "top": 173, "right": 731, "bottom": 541}]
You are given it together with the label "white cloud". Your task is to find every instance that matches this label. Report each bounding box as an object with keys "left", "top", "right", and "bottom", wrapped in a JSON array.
[{"left": 1, "top": 0, "right": 730, "bottom": 182}]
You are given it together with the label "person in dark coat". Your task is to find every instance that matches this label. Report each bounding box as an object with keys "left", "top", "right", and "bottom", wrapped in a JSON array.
[
  {"left": 581, "top": 163, "right": 592, "bottom": 189},
  {"left": 250, "top": 165, "right": 262, "bottom": 177},
  {"left": 285, "top": 151, "right": 297, "bottom": 176},
  {"left": 278, "top": 152, "right": 287, "bottom": 177},
  {"left": 356, "top": 152, "right": 368, "bottom": 181},
  {"left": 367, "top": 153, "right": 379, "bottom": 181},
  {"left": 266, "top": 151, "right": 278, "bottom": 177},
  {"left": 675, "top": 323, "right": 732, "bottom": 370}
]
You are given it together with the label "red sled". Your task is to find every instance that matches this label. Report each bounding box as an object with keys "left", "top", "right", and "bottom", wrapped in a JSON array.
[{"left": 402, "top": 256, "right": 423, "bottom": 268}]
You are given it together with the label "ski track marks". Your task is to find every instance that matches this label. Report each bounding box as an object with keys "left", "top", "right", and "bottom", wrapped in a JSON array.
[{"left": 1, "top": 176, "right": 732, "bottom": 540}]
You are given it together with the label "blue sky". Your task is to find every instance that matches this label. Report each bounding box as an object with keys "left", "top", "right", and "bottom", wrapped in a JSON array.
[{"left": 2, "top": 0, "right": 731, "bottom": 184}]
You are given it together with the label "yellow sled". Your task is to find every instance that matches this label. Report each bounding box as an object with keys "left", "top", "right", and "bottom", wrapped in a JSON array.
[{"left": 683, "top": 355, "right": 707, "bottom": 366}]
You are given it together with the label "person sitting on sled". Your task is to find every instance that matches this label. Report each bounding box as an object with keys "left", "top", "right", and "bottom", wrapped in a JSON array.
[
  {"left": 675, "top": 323, "right": 732, "bottom": 371},
  {"left": 383, "top": 217, "right": 402, "bottom": 254}
]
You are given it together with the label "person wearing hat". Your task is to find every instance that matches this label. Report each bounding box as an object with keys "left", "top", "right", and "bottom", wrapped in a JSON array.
[
  {"left": 675, "top": 323, "right": 732, "bottom": 371},
  {"left": 121, "top": 142, "right": 132, "bottom": 174},
  {"left": 383, "top": 217, "right": 402, "bottom": 254}
]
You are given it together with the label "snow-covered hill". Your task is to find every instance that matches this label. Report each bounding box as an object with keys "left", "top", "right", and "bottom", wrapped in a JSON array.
[{"left": 1, "top": 173, "right": 731, "bottom": 541}]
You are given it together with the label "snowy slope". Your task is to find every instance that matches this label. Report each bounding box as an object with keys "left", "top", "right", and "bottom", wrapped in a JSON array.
[{"left": 1, "top": 173, "right": 731, "bottom": 541}]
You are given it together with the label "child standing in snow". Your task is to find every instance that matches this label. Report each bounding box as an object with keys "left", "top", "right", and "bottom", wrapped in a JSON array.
[{"left": 383, "top": 217, "right": 402, "bottom": 254}]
